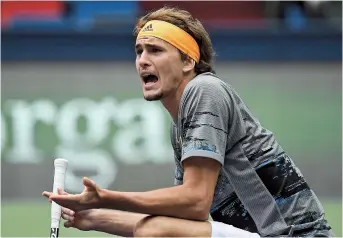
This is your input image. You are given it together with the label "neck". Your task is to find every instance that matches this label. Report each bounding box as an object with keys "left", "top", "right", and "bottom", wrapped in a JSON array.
[{"left": 161, "top": 72, "right": 196, "bottom": 122}]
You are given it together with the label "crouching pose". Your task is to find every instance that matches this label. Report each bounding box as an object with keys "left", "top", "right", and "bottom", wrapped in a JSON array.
[{"left": 43, "top": 6, "right": 334, "bottom": 237}]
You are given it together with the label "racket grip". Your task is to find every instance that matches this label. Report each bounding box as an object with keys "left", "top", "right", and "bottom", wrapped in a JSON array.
[{"left": 50, "top": 158, "right": 68, "bottom": 234}]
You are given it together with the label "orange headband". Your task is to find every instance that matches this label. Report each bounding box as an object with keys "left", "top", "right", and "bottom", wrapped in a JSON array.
[{"left": 137, "top": 20, "right": 200, "bottom": 63}]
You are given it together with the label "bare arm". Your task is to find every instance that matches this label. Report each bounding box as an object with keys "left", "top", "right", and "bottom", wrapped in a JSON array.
[
  {"left": 48, "top": 157, "right": 221, "bottom": 221},
  {"left": 90, "top": 209, "right": 148, "bottom": 237},
  {"left": 44, "top": 189, "right": 148, "bottom": 237},
  {"left": 99, "top": 157, "right": 221, "bottom": 221}
]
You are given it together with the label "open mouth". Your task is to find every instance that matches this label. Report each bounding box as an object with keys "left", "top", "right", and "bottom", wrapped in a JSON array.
[{"left": 142, "top": 74, "right": 158, "bottom": 85}]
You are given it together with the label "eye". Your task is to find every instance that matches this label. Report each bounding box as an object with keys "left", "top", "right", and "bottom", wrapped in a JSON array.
[
  {"left": 136, "top": 49, "right": 143, "bottom": 55},
  {"left": 151, "top": 48, "right": 161, "bottom": 53}
]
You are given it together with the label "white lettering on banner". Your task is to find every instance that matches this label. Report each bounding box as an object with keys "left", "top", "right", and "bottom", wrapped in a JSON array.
[
  {"left": 1, "top": 97, "right": 173, "bottom": 189},
  {"left": 56, "top": 146, "right": 117, "bottom": 193},
  {"left": 31, "top": 100, "right": 58, "bottom": 124},
  {"left": 113, "top": 99, "right": 172, "bottom": 164},
  {"left": 4, "top": 100, "right": 58, "bottom": 163},
  {"left": 56, "top": 98, "right": 118, "bottom": 147},
  {"left": 1, "top": 97, "right": 172, "bottom": 160}
]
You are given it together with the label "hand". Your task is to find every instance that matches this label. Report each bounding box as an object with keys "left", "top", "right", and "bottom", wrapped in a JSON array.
[
  {"left": 42, "top": 177, "right": 102, "bottom": 211},
  {"left": 62, "top": 207, "right": 98, "bottom": 231},
  {"left": 43, "top": 188, "right": 97, "bottom": 231},
  {"left": 61, "top": 206, "right": 97, "bottom": 231}
]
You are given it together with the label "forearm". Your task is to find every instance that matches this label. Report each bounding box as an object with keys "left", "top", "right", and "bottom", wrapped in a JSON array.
[
  {"left": 100, "top": 185, "right": 208, "bottom": 221},
  {"left": 91, "top": 209, "right": 148, "bottom": 237}
]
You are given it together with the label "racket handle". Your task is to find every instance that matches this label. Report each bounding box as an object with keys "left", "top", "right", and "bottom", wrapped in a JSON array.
[{"left": 50, "top": 158, "right": 68, "bottom": 237}]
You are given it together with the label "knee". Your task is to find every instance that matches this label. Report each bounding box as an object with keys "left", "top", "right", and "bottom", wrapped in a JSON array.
[{"left": 134, "top": 216, "right": 167, "bottom": 237}]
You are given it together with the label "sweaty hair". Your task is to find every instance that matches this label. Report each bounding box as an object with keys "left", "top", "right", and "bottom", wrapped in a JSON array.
[{"left": 134, "top": 6, "right": 216, "bottom": 75}]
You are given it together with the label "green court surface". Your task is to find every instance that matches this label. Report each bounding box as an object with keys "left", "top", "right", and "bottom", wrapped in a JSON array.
[{"left": 1, "top": 200, "right": 342, "bottom": 237}]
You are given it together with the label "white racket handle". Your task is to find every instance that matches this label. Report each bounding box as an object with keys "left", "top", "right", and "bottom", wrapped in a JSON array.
[{"left": 51, "top": 158, "right": 68, "bottom": 229}]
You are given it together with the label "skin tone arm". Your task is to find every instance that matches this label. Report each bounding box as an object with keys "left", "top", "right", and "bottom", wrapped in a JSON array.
[
  {"left": 45, "top": 157, "right": 222, "bottom": 221},
  {"left": 60, "top": 203, "right": 212, "bottom": 237},
  {"left": 100, "top": 157, "right": 221, "bottom": 220},
  {"left": 44, "top": 189, "right": 149, "bottom": 237},
  {"left": 72, "top": 209, "right": 148, "bottom": 237}
]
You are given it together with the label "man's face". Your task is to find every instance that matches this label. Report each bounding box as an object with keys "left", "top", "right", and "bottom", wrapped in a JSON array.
[{"left": 135, "top": 36, "right": 185, "bottom": 101}]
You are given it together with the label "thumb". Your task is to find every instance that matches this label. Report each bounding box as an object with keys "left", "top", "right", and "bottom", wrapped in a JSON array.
[{"left": 83, "top": 177, "right": 97, "bottom": 190}]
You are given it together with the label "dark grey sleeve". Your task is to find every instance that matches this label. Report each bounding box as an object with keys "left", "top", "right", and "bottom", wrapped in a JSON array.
[{"left": 180, "top": 79, "right": 230, "bottom": 165}]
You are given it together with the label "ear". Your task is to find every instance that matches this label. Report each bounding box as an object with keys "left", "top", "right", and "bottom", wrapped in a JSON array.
[{"left": 182, "top": 56, "right": 196, "bottom": 74}]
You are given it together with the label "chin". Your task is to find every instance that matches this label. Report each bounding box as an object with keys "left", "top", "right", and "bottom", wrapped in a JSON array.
[{"left": 143, "top": 91, "right": 164, "bottom": 101}]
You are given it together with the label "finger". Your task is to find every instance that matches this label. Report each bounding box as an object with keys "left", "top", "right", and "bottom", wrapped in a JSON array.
[
  {"left": 42, "top": 191, "right": 53, "bottom": 203},
  {"left": 50, "top": 194, "right": 80, "bottom": 201},
  {"left": 61, "top": 207, "right": 75, "bottom": 216},
  {"left": 64, "top": 221, "right": 74, "bottom": 228},
  {"left": 83, "top": 177, "right": 97, "bottom": 190},
  {"left": 57, "top": 188, "right": 69, "bottom": 195},
  {"left": 61, "top": 213, "right": 74, "bottom": 222},
  {"left": 42, "top": 191, "right": 52, "bottom": 198},
  {"left": 61, "top": 213, "right": 69, "bottom": 220},
  {"left": 50, "top": 194, "right": 81, "bottom": 210}
]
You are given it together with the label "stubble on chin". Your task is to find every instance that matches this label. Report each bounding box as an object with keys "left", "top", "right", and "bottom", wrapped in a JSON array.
[{"left": 144, "top": 92, "right": 164, "bottom": 101}]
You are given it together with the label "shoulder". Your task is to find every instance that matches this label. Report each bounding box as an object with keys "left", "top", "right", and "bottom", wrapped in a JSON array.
[
  {"left": 182, "top": 73, "right": 231, "bottom": 103},
  {"left": 187, "top": 72, "right": 226, "bottom": 90}
]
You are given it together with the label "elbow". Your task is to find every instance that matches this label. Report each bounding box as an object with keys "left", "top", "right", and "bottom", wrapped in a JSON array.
[
  {"left": 191, "top": 205, "right": 210, "bottom": 221},
  {"left": 186, "top": 194, "right": 212, "bottom": 221}
]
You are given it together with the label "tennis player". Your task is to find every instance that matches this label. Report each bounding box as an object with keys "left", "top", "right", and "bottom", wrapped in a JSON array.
[{"left": 43, "top": 6, "right": 334, "bottom": 237}]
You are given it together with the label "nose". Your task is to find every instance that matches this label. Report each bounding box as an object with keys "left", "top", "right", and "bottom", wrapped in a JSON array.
[{"left": 137, "top": 50, "right": 151, "bottom": 68}]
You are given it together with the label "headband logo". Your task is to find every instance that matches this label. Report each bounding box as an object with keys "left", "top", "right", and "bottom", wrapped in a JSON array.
[{"left": 142, "top": 23, "right": 153, "bottom": 32}]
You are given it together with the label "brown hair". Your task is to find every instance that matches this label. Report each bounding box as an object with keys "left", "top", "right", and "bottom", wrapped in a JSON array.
[{"left": 133, "top": 6, "right": 216, "bottom": 75}]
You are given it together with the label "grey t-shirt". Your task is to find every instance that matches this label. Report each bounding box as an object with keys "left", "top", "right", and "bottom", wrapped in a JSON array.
[{"left": 170, "top": 73, "right": 333, "bottom": 237}]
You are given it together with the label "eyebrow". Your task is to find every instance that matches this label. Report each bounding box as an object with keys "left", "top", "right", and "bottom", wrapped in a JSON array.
[{"left": 135, "top": 42, "right": 163, "bottom": 49}]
